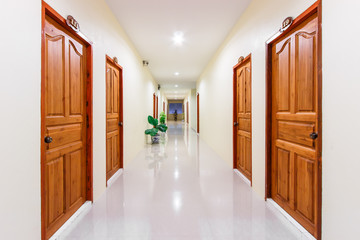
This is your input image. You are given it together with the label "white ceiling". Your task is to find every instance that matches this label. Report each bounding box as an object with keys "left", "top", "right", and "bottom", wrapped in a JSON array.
[
  {"left": 160, "top": 82, "right": 195, "bottom": 100},
  {"left": 106, "top": 0, "right": 251, "bottom": 84}
]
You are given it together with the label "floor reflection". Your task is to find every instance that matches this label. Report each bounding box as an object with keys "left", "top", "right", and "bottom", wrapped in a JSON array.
[{"left": 60, "top": 122, "right": 306, "bottom": 240}]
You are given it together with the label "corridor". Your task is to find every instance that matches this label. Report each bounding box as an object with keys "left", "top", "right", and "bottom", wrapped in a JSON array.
[{"left": 59, "top": 122, "right": 304, "bottom": 240}]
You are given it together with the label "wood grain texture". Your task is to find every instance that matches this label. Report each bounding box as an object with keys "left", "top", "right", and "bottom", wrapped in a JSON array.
[
  {"left": 41, "top": 2, "right": 93, "bottom": 239},
  {"left": 265, "top": 2, "right": 322, "bottom": 238},
  {"left": 233, "top": 55, "right": 252, "bottom": 183},
  {"left": 105, "top": 56, "right": 123, "bottom": 182}
]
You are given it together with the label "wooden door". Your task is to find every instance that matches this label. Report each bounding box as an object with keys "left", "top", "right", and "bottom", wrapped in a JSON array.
[
  {"left": 186, "top": 101, "right": 189, "bottom": 123},
  {"left": 197, "top": 94, "right": 199, "bottom": 133},
  {"left": 43, "top": 15, "right": 87, "bottom": 239},
  {"left": 234, "top": 56, "right": 252, "bottom": 181},
  {"left": 163, "top": 101, "right": 165, "bottom": 112},
  {"left": 153, "top": 93, "right": 156, "bottom": 118},
  {"left": 270, "top": 12, "right": 320, "bottom": 237},
  {"left": 156, "top": 96, "right": 159, "bottom": 119},
  {"left": 106, "top": 57, "right": 122, "bottom": 181}
]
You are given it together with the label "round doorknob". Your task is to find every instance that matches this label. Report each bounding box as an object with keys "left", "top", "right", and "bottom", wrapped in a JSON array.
[
  {"left": 44, "top": 136, "right": 53, "bottom": 143},
  {"left": 309, "top": 132, "right": 318, "bottom": 140}
]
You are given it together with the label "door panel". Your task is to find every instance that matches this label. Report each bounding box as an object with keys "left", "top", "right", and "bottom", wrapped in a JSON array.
[
  {"left": 234, "top": 56, "right": 252, "bottom": 181},
  {"left": 106, "top": 59, "right": 122, "bottom": 181},
  {"left": 43, "top": 15, "right": 87, "bottom": 239},
  {"left": 271, "top": 13, "right": 319, "bottom": 237}
]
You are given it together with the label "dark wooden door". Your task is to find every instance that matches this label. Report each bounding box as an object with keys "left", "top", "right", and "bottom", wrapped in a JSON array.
[
  {"left": 156, "top": 96, "right": 159, "bottom": 119},
  {"left": 163, "top": 101, "right": 165, "bottom": 112},
  {"left": 106, "top": 59, "right": 122, "bottom": 181},
  {"left": 186, "top": 101, "right": 189, "bottom": 123},
  {"left": 43, "top": 15, "right": 87, "bottom": 239},
  {"left": 271, "top": 13, "right": 320, "bottom": 237},
  {"left": 234, "top": 56, "right": 252, "bottom": 181}
]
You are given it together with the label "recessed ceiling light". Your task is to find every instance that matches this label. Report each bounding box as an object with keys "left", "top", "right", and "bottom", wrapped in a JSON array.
[
  {"left": 174, "top": 72, "right": 180, "bottom": 76},
  {"left": 175, "top": 85, "right": 178, "bottom": 87},
  {"left": 173, "top": 31, "right": 184, "bottom": 46}
]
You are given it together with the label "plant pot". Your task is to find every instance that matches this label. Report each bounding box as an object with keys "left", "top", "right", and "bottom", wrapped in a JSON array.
[{"left": 151, "top": 133, "right": 160, "bottom": 144}]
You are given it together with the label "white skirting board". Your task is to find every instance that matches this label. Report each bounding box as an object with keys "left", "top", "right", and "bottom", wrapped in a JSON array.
[
  {"left": 233, "top": 169, "right": 251, "bottom": 186},
  {"left": 49, "top": 201, "right": 92, "bottom": 240},
  {"left": 107, "top": 168, "right": 123, "bottom": 187},
  {"left": 266, "top": 199, "right": 316, "bottom": 240}
]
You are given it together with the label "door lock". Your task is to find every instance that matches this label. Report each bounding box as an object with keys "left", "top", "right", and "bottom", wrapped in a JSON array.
[
  {"left": 234, "top": 122, "right": 239, "bottom": 126},
  {"left": 309, "top": 132, "right": 318, "bottom": 140},
  {"left": 118, "top": 122, "right": 123, "bottom": 126},
  {"left": 44, "top": 136, "right": 53, "bottom": 143}
]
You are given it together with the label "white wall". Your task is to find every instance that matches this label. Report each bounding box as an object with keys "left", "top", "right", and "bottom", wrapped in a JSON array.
[
  {"left": 322, "top": 0, "right": 360, "bottom": 238},
  {"left": 197, "top": 0, "right": 360, "bottom": 238},
  {"left": 0, "top": 0, "right": 157, "bottom": 239},
  {"left": 0, "top": 1, "right": 41, "bottom": 239}
]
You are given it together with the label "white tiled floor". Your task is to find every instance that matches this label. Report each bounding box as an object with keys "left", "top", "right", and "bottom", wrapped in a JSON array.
[{"left": 59, "top": 122, "right": 306, "bottom": 240}]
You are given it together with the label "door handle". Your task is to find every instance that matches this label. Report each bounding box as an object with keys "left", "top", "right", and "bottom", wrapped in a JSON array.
[
  {"left": 309, "top": 132, "right": 318, "bottom": 140},
  {"left": 44, "top": 136, "right": 53, "bottom": 143},
  {"left": 234, "top": 122, "right": 239, "bottom": 126},
  {"left": 118, "top": 122, "right": 123, "bottom": 126}
]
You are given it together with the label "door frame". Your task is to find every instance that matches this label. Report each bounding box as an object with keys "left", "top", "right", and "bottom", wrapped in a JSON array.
[
  {"left": 232, "top": 54, "right": 252, "bottom": 184},
  {"left": 41, "top": 2, "right": 93, "bottom": 239},
  {"left": 105, "top": 55, "right": 124, "bottom": 172},
  {"left": 265, "top": 1, "right": 322, "bottom": 239}
]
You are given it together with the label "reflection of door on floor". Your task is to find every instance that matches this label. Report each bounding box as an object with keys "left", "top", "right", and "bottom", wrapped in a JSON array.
[
  {"left": 106, "top": 56, "right": 123, "bottom": 182},
  {"left": 233, "top": 55, "right": 252, "bottom": 182},
  {"left": 268, "top": 4, "right": 321, "bottom": 238}
]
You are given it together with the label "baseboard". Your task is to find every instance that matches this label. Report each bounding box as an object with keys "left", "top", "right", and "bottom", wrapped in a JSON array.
[
  {"left": 234, "top": 169, "right": 251, "bottom": 186},
  {"left": 107, "top": 168, "right": 123, "bottom": 187},
  {"left": 49, "top": 201, "right": 92, "bottom": 240},
  {"left": 267, "top": 199, "right": 316, "bottom": 240}
]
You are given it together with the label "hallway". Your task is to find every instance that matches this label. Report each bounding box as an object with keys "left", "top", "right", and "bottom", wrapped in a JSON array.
[{"left": 60, "top": 122, "right": 304, "bottom": 240}]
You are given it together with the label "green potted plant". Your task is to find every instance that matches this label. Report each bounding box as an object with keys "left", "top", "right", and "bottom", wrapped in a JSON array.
[{"left": 145, "top": 114, "right": 168, "bottom": 144}]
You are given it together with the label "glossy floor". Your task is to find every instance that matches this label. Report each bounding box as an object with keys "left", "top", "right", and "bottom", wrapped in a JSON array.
[{"left": 60, "top": 122, "right": 306, "bottom": 240}]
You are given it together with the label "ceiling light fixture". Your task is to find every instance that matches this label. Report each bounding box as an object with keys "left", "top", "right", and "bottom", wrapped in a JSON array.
[
  {"left": 175, "top": 85, "right": 179, "bottom": 87},
  {"left": 173, "top": 31, "right": 184, "bottom": 46},
  {"left": 174, "top": 72, "right": 180, "bottom": 76}
]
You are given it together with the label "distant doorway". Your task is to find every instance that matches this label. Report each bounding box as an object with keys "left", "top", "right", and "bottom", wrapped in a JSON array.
[{"left": 186, "top": 101, "right": 189, "bottom": 123}]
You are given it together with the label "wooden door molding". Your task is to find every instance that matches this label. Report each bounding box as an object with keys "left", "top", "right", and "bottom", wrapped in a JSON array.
[
  {"left": 233, "top": 54, "right": 252, "bottom": 183},
  {"left": 41, "top": 2, "right": 93, "bottom": 239},
  {"left": 105, "top": 55, "right": 124, "bottom": 183},
  {"left": 265, "top": 1, "right": 322, "bottom": 239}
]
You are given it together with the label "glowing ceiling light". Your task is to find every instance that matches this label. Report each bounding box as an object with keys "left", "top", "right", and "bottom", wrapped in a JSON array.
[
  {"left": 175, "top": 85, "right": 179, "bottom": 87},
  {"left": 174, "top": 72, "right": 180, "bottom": 76},
  {"left": 173, "top": 31, "right": 184, "bottom": 46}
]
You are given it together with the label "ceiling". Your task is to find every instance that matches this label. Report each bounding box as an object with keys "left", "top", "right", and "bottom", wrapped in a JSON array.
[
  {"left": 106, "top": 0, "right": 251, "bottom": 85},
  {"left": 160, "top": 82, "right": 195, "bottom": 100}
]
